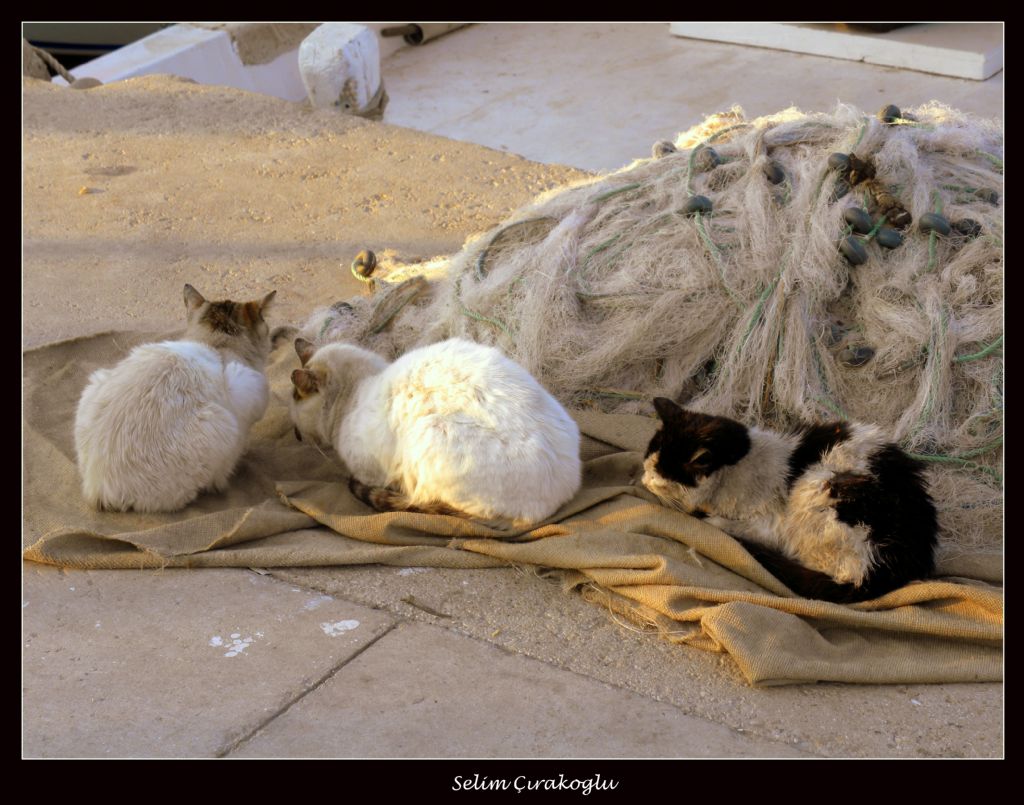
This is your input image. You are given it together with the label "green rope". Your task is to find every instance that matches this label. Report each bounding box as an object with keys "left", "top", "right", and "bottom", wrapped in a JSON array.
[
  {"left": 582, "top": 235, "right": 620, "bottom": 267},
  {"left": 990, "top": 364, "right": 1003, "bottom": 410},
  {"left": 736, "top": 279, "right": 778, "bottom": 353},
  {"left": 695, "top": 212, "right": 743, "bottom": 309},
  {"left": 852, "top": 117, "right": 870, "bottom": 149},
  {"left": 977, "top": 151, "right": 1003, "bottom": 170},
  {"left": 912, "top": 306, "right": 949, "bottom": 436},
  {"left": 863, "top": 213, "right": 888, "bottom": 242},
  {"left": 576, "top": 212, "right": 679, "bottom": 293},
  {"left": 704, "top": 122, "right": 752, "bottom": 143},
  {"left": 954, "top": 335, "right": 1003, "bottom": 362},
  {"left": 941, "top": 184, "right": 977, "bottom": 194},
  {"left": 809, "top": 171, "right": 829, "bottom": 211},
  {"left": 685, "top": 148, "right": 702, "bottom": 193},
  {"left": 458, "top": 304, "right": 514, "bottom": 339},
  {"left": 948, "top": 437, "right": 1002, "bottom": 460},
  {"left": 454, "top": 276, "right": 513, "bottom": 340},
  {"left": 926, "top": 232, "right": 938, "bottom": 272},
  {"left": 925, "top": 190, "right": 943, "bottom": 273},
  {"left": 907, "top": 452, "right": 1002, "bottom": 483},
  {"left": 475, "top": 217, "right": 558, "bottom": 280},
  {"left": 809, "top": 324, "right": 845, "bottom": 418},
  {"left": 816, "top": 395, "right": 848, "bottom": 419},
  {"left": 681, "top": 118, "right": 797, "bottom": 345},
  {"left": 771, "top": 316, "right": 787, "bottom": 405},
  {"left": 735, "top": 166, "right": 834, "bottom": 360},
  {"left": 736, "top": 167, "right": 831, "bottom": 356},
  {"left": 318, "top": 315, "right": 336, "bottom": 339},
  {"left": 591, "top": 183, "right": 642, "bottom": 204},
  {"left": 599, "top": 243, "right": 631, "bottom": 269}
]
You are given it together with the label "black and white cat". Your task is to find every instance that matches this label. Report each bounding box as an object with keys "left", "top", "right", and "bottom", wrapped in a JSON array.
[{"left": 641, "top": 397, "right": 938, "bottom": 603}]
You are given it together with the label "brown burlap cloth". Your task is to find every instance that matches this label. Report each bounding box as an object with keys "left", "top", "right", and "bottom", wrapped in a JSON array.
[{"left": 24, "top": 331, "right": 1002, "bottom": 686}]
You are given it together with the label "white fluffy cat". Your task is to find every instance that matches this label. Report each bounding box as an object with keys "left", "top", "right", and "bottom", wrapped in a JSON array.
[
  {"left": 74, "top": 284, "right": 276, "bottom": 512},
  {"left": 289, "top": 337, "right": 582, "bottom": 528}
]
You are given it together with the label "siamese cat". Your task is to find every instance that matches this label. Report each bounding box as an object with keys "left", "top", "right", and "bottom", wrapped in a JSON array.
[{"left": 289, "top": 337, "right": 581, "bottom": 528}]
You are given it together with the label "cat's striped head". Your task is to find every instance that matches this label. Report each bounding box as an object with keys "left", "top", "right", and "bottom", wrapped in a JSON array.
[{"left": 183, "top": 284, "right": 276, "bottom": 368}]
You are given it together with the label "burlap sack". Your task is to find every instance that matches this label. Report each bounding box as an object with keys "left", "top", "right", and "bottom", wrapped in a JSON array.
[{"left": 24, "top": 332, "right": 1002, "bottom": 685}]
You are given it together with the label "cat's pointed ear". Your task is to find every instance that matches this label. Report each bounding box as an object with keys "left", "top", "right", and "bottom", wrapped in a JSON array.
[
  {"left": 291, "top": 368, "right": 320, "bottom": 397},
  {"left": 259, "top": 290, "right": 276, "bottom": 313},
  {"left": 653, "top": 397, "right": 682, "bottom": 421},
  {"left": 184, "top": 284, "right": 205, "bottom": 314},
  {"left": 294, "top": 338, "right": 316, "bottom": 367}
]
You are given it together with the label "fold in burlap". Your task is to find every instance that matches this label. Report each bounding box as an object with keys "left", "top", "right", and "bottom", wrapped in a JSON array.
[{"left": 23, "top": 332, "right": 1002, "bottom": 685}]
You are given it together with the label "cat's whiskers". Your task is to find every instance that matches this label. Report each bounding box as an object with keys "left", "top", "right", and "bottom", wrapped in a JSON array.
[
  {"left": 306, "top": 435, "right": 336, "bottom": 465},
  {"left": 647, "top": 484, "right": 692, "bottom": 514}
]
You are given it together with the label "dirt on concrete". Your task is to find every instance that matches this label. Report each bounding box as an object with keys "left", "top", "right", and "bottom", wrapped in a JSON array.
[{"left": 23, "top": 74, "right": 587, "bottom": 350}]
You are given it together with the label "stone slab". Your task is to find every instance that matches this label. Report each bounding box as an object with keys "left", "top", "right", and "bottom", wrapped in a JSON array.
[
  {"left": 272, "top": 566, "right": 1003, "bottom": 758},
  {"left": 670, "top": 23, "right": 1002, "bottom": 81},
  {"left": 22, "top": 565, "right": 393, "bottom": 758},
  {"left": 381, "top": 23, "right": 1003, "bottom": 172},
  {"left": 231, "top": 621, "right": 810, "bottom": 758}
]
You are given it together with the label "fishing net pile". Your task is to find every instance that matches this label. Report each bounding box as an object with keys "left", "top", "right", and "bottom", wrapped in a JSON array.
[{"left": 300, "top": 102, "right": 1003, "bottom": 551}]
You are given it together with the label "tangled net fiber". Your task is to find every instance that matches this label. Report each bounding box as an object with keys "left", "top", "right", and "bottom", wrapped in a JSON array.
[{"left": 303, "top": 103, "right": 1003, "bottom": 552}]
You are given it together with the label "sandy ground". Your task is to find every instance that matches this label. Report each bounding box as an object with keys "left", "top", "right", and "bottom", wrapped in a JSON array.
[
  {"left": 22, "top": 75, "right": 586, "bottom": 349},
  {"left": 22, "top": 75, "right": 1001, "bottom": 759}
]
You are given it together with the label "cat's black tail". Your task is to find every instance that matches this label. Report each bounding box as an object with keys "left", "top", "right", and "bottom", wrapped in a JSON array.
[{"left": 733, "top": 537, "right": 879, "bottom": 604}]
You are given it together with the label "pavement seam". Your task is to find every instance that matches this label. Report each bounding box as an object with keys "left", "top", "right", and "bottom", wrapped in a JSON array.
[
  {"left": 215, "top": 619, "right": 397, "bottom": 758},
  {"left": 423, "top": 624, "right": 826, "bottom": 757}
]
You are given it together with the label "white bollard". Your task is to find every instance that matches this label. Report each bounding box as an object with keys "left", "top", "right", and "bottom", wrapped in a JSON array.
[{"left": 298, "top": 23, "right": 386, "bottom": 117}]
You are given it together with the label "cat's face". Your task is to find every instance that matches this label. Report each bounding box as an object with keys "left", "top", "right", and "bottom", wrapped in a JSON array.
[
  {"left": 289, "top": 375, "right": 329, "bottom": 448},
  {"left": 183, "top": 284, "right": 276, "bottom": 365},
  {"left": 288, "top": 340, "right": 388, "bottom": 448},
  {"left": 289, "top": 339, "right": 330, "bottom": 448},
  {"left": 642, "top": 398, "right": 751, "bottom": 514}
]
